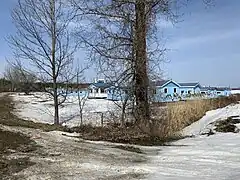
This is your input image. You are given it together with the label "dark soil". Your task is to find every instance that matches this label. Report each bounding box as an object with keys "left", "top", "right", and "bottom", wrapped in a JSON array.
[
  {"left": 200, "top": 129, "right": 215, "bottom": 136},
  {"left": 113, "top": 145, "right": 144, "bottom": 154},
  {"left": 214, "top": 116, "right": 240, "bottom": 133},
  {"left": 0, "top": 94, "right": 44, "bottom": 179},
  {"left": 224, "top": 116, "right": 240, "bottom": 124},
  {"left": 0, "top": 129, "right": 37, "bottom": 154},
  {"left": 0, "top": 128, "right": 37, "bottom": 179}
]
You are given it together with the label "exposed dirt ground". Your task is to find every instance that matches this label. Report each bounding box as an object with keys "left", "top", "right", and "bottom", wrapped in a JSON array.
[
  {"left": 1, "top": 125, "right": 149, "bottom": 180},
  {"left": 0, "top": 127, "right": 37, "bottom": 180},
  {"left": 0, "top": 94, "right": 150, "bottom": 180}
]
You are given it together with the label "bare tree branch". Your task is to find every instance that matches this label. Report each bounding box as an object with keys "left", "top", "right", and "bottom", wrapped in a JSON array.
[{"left": 9, "top": 0, "right": 81, "bottom": 125}]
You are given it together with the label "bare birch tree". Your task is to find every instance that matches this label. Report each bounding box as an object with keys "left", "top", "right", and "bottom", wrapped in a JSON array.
[
  {"left": 9, "top": 0, "right": 79, "bottom": 124},
  {"left": 111, "top": 85, "right": 134, "bottom": 127},
  {"left": 76, "top": 65, "right": 88, "bottom": 126}
]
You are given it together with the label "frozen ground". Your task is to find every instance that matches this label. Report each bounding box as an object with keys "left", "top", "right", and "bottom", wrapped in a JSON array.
[
  {"left": 12, "top": 92, "right": 119, "bottom": 127},
  {"left": 231, "top": 90, "right": 240, "bottom": 94},
  {"left": 8, "top": 93, "right": 240, "bottom": 179},
  {"left": 183, "top": 103, "right": 240, "bottom": 136},
  {"left": 3, "top": 123, "right": 240, "bottom": 179}
]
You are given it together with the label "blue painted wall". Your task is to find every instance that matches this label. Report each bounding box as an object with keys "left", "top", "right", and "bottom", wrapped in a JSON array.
[
  {"left": 179, "top": 85, "right": 201, "bottom": 96},
  {"left": 154, "top": 81, "right": 180, "bottom": 102}
]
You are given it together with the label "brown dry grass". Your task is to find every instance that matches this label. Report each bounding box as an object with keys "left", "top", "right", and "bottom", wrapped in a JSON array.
[
  {"left": 153, "top": 95, "right": 240, "bottom": 139},
  {"left": 74, "top": 95, "right": 240, "bottom": 144}
]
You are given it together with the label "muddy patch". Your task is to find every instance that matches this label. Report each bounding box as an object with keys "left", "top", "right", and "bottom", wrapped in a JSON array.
[
  {"left": 0, "top": 128, "right": 38, "bottom": 179},
  {"left": 113, "top": 145, "right": 144, "bottom": 154},
  {"left": 214, "top": 116, "right": 240, "bottom": 133}
]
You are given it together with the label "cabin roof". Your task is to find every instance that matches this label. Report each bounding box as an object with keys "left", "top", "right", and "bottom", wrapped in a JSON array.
[
  {"left": 154, "top": 79, "right": 181, "bottom": 87},
  {"left": 90, "top": 82, "right": 111, "bottom": 88},
  {"left": 154, "top": 80, "right": 199, "bottom": 88},
  {"left": 200, "top": 87, "right": 230, "bottom": 91},
  {"left": 154, "top": 80, "right": 169, "bottom": 87},
  {"left": 179, "top": 82, "right": 199, "bottom": 87}
]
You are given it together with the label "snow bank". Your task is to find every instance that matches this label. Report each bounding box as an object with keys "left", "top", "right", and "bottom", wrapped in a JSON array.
[
  {"left": 147, "top": 132, "right": 240, "bottom": 180},
  {"left": 231, "top": 90, "right": 240, "bottom": 94},
  {"left": 147, "top": 101, "right": 240, "bottom": 179},
  {"left": 182, "top": 103, "right": 240, "bottom": 136}
]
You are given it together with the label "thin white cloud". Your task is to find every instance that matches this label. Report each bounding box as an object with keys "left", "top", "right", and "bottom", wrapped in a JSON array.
[{"left": 168, "top": 29, "right": 240, "bottom": 49}]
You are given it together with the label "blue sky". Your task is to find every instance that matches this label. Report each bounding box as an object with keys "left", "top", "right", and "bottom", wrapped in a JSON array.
[{"left": 0, "top": 0, "right": 239, "bottom": 87}]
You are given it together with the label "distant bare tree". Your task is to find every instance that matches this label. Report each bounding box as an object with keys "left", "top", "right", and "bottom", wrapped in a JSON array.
[
  {"left": 9, "top": 0, "right": 80, "bottom": 124},
  {"left": 76, "top": 65, "right": 88, "bottom": 126},
  {"left": 4, "top": 60, "right": 36, "bottom": 94},
  {"left": 4, "top": 65, "right": 17, "bottom": 92},
  {"left": 109, "top": 84, "right": 134, "bottom": 127}
]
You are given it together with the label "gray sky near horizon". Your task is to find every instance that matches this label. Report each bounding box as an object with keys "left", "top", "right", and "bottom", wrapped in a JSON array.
[{"left": 0, "top": 0, "right": 239, "bottom": 87}]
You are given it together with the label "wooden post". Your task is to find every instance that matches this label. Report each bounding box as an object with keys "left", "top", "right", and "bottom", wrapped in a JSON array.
[
  {"left": 101, "top": 112, "right": 103, "bottom": 127},
  {"left": 95, "top": 111, "right": 104, "bottom": 127}
]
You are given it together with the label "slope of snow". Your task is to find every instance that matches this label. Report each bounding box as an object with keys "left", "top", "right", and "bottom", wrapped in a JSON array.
[
  {"left": 231, "top": 90, "right": 240, "bottom": 94},
  {"left": 147, "top": 102, "right": 240, "bottom": 179},
  {"left": 145, "top": 102, "right": 240, "bottom": 179},
  {"left": 147, "top": 132, "right": 240, "bottom": 180},
  {"left": 182, "top": 103, "right": 240, "bottom": 136}
]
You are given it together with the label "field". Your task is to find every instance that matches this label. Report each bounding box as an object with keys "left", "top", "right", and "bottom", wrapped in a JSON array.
[
  {"left": 1, "top": 93, "right": 240, "bottom": 179},
  {"left": 12, "top": 93, "right": 118, "bottom": 127}
]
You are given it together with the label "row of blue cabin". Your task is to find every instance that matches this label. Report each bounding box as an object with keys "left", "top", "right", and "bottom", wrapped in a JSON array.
[
  {"left": 151, "top": 80, "right": 231, "bottom": 102},
  {"left": 66, "top": 79, "right": 231, "bottom": 102},
  {"left": 105, "top": 79, "right": 231, "bottom": 102}
]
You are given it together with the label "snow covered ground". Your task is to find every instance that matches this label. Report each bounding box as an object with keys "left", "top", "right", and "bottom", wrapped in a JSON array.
[
  {"left": 11, "top": 92, "right": 120, "bottom": 127},
  {"left": 231, "top": 90, "right": 240, "bottom": 94},
  {"left": 183, "top": 103, "right": 240, "bottom": 136},
  {"left": 149, "top": 103, "right": 240, "bottom": 179},
  {"left": 148, "top": 133, "right": 240, "bottom": 180},
  {"left": 9, "top": 93, "right": 240, "bottom": 179}
]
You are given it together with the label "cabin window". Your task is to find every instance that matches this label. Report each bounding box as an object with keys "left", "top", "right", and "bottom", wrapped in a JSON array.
[
  {"left": 98, "top": 80, "right": 104, "bottom": 83},
  {"left": 174, "top": 88, "right": 177, "bottom": 93},
  {"left": 217, "top": 92, "right": 221, "bottom": 94},
  {"left": 100, "top": 88, "right": 104, "bottom": 93},
  {"left": 164, "top": 88, "right": 168, "bottom": 93},
  {"left": 153, "top": 89, "right": 156, "bottom": 94},
  {"left": 188, "top": 90, "right": 191, "bottom": 94},
  {"left": 181, "top": 90, "right": 184, "bottom": 94}
]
